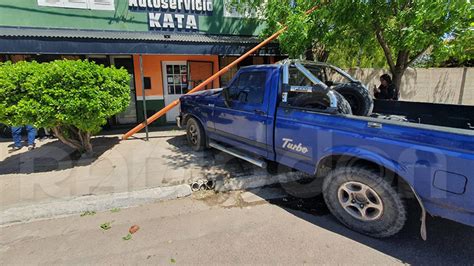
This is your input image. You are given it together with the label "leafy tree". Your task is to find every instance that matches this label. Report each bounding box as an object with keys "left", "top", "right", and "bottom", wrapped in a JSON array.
[
  {"left": 231, "top": 0, "right": 472, "bottom": 88},
  {"left": 0, "top": 60, "right": 130, "bottom": 154}
]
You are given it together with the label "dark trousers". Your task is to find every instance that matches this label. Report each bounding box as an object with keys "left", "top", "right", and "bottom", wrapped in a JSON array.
[{"left": 11, "top": 125, "right": 36, "bottom": 147}]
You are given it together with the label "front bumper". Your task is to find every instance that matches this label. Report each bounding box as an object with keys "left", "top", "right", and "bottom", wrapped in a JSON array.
[{"left": 176, "top": 115, "right": 183, "bottom": 128}]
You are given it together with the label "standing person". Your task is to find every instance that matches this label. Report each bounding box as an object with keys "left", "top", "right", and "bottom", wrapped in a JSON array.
[
  {"left": 11, "top": 125, "right": 36, "bottom": 151},
  {"left": 374, "top": 74, "right": 399, "bottom": 100}
]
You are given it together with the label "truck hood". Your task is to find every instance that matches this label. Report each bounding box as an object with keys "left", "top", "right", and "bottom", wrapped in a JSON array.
[
  {"left": 180, "top": 88, "right": 223, "bottom": 104},
  {"left": 186, "top": 88, "right": 223, "bottom": 96}
]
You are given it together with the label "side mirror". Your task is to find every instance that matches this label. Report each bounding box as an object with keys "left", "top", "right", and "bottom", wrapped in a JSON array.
[{"left": 222, "top": 87, "right": 232, "bottom": 108}]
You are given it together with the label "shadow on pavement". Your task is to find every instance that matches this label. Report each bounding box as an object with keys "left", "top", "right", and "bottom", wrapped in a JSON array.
[
  {"left": 255, "top": 184, "right": 474, "bottom": 265},
  {"left": 163, "top": 134, "right": 474, "bottom": 264},
  {"left": 164, "top": 135, "right": 266, "bottom": 177},
  {"left": 0, "top": 137, "right": 120, "bottom": 175}
]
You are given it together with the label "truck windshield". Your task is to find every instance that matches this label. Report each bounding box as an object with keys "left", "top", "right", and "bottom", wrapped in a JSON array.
[{"left": 303, "top": 65, "right": 353, "bottom": 87}]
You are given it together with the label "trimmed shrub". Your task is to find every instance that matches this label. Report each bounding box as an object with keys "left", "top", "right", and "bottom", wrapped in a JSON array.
[{"left": 0, "top": 60, "right": 130, "bottom": 154}]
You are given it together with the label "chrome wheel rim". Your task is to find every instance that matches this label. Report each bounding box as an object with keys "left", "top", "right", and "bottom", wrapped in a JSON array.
[
  {"left": 337, "top": 181, "right": 384, "bottom": 221},
  {"left": 188, "top": 124, "right": 198, "bottom": 145}
]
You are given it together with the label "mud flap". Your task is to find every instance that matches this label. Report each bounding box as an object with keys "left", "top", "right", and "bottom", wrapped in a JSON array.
[{"left": 409, "top": 185, "right": 427, "bottom": 241}]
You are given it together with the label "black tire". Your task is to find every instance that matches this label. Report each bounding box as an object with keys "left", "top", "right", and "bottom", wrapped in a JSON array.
[
  {"left": 186, "top": 117, "right": 206, "bottom": 151},
  {"left": 334, "top": 83, "right": 373, "bottom": 116},
  {"left": 290, "top": 90, "right": 352, "bottom": 115},
  {"left": 322, "top": 166, "right": 406, "bottom": 238}
]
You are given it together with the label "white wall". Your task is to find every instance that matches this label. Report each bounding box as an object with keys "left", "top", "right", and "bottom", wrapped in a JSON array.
[{"left": 345, "top": 67, "right": 473, "bottom": 105}]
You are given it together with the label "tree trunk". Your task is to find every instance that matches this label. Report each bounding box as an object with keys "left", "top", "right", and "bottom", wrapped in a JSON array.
[
  {"left": 79, "top": 130, "right": 93, "bottom": 156},
  {"left": 313, "top": 43, "right": 329, "bottom": 62},
  {"left": 304, "top": 43, "right": 330, "bottom": 62},
  {"left": 390, "top": 66, "right": 406, "bottom": 100},
  {"left": 305, "top": 46, "right": 315, "bottom": 61},
  {"left": 52, "top": 126, "right": 93, "bottom": 155}
]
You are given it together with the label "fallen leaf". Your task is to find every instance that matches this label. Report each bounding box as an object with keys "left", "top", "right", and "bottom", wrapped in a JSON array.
[
  {"left": 100, "top": 222, "right": 112, "bottom": 230},
  {"left": 129, "top": 225, "right": 140, "bottom": 234},
  {"left": 122, "top": 234, "right": 132, "bottom": 241},
  {"left": 170, "top": 258, "right": 176, "bottom": 263}
]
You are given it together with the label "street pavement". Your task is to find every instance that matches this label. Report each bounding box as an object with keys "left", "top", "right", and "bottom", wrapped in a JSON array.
[
  {"left": 0, "top": 129, "right": 284, "bottom": 211},
  {"left": 0, "top": 129, "right": 305, "bottom": 224},
  {"left": 1, "top": 188, "right": 473, "bottom": 265}
]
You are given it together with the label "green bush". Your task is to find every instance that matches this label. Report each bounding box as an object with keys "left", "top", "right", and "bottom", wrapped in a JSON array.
[{"left": 0, "top": 60, "right": 130, "bottom": 154}]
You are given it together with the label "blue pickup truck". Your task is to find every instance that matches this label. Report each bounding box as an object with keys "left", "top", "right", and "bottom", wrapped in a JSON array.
[{"left": 177, "top": 59, "right": 474, "bottom": 238}]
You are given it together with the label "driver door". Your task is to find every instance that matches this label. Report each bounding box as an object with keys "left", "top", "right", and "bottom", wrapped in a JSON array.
[{"left": 212, "top": 70, "right": 270, "bottom": 157}]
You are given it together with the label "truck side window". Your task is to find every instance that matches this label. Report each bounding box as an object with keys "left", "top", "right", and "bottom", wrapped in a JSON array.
[{"left": 228, "top": 71, "right": 267, "bottom": 104}]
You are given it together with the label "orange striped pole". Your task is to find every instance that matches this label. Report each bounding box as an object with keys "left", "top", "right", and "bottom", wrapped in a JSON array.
[{"left": 122, "top": 5, "right": 320, "bottom": 140}]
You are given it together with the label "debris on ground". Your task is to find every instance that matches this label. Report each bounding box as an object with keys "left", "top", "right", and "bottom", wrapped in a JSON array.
[
  {"left": 100, "top": 222, "right": 112, "bottom": 230},
  {"left": 110, "top": 208, "right": 121, "bottom": 213},
  {"left": 170, "top": 258, "right": 176, "bottom": 263},
  {"left": 190, "top": 178, "right": 215, "bottom": 191},
  {"left": 80, "top": 210, "right": 96, "bottom": 217},
  {"left": 122, "top": 234, "right": 132, "bottom": 241},
  {"left": 129, "top": 225, "right": 140, "bottom": 234}
]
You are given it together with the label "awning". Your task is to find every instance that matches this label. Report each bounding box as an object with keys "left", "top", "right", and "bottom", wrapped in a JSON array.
[{"left": 0, "top": 27, "right": 281, "bottom": 56}]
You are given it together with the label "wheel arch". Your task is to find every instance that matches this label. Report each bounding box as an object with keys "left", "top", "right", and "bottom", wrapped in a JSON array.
[
  {"left": 183, "top": 113, "right": 206, "bottom": 131},
  {"left": 315, "top": 151, "right": 415, "bottom": 200},
  {"left": 182, "top": 113, "right": 209, "bottom": 146}
]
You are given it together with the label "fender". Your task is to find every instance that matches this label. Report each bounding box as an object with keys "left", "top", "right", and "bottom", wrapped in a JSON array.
[
  {"left": 317, "top": 145, "right": 410, "bottom": 185},
  {"left": 182, "top": 113, "right": 207, "bottom": 134}
]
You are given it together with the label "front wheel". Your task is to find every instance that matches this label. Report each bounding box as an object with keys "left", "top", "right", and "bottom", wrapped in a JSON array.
[
  {"left": 322, "top": 166, "right": 407, "bottom": 238},
  {"left": 186, "top": 118, "right": 206, "bottom": 151}
]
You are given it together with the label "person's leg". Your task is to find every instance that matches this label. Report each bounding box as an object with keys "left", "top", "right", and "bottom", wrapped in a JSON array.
[
  {"left": 11, "top": 126, "right": 23, "bottom": 148},
  {"left": 25, "top": 125, "right": 37, "bottom": 147}
]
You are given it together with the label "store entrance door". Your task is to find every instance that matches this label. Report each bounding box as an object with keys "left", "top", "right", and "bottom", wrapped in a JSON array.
[
  {"left": 111, "top": 56, "right": 137, "bottom": 124},
  {"left": 162, "top": 61, "right": 188, "bottom": 122}
]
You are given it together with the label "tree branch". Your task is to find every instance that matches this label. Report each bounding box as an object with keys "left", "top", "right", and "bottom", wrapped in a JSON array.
[
  {"left": 407, "top": 46, "right": 431, "bottom": 66},
  {"left": 374, "top": 26, "right": 396, "bottom": 73},
  {"left": 52, "top": 127, "right": 83, "bottom": 151}
]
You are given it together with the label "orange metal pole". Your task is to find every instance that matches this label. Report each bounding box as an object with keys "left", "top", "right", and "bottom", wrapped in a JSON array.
[{"left": 122, "top": 5, "right": 320, "bottom": 140}]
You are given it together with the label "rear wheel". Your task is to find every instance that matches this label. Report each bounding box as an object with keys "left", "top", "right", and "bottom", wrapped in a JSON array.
[
  {"left": 186, "top": 118, "right": 206, "bottom": 151},
  {"left": 322, "top": 166, "right": 406, "bottom": 238}
]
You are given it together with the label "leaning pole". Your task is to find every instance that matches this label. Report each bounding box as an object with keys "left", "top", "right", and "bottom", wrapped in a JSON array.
[{"left": 122, "top": 5, "right": 321, "bottom": 140}]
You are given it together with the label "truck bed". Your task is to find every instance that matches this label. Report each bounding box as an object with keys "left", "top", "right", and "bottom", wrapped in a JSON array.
[{"left": 372, "top": 100, "right": 474, "bottom": 131}]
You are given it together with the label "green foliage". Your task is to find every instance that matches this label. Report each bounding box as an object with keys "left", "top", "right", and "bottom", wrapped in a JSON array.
[
  {"left": 231, "top": 0, "right": 472, "bottom": 69},
  {"left": 0, "top": 60, "right": 130, "bottom": 152},
  {"left": 0, "top": 59, "right": 130, "bottom": 132},
  {"left": 80, "top": 210, "right": 97, "bottom": 217}
]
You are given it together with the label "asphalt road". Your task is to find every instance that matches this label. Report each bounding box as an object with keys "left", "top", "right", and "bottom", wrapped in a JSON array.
[{"left": 1, "top": 189, "right": 473, "bottom": 265}]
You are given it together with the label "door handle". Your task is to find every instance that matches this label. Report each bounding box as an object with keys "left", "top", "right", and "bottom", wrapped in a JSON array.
[{"left": 254, "top": 109, "right": 266, "bottom": 115}]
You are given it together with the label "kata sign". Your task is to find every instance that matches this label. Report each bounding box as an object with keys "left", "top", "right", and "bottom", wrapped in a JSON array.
[{"left": 128, "top": 0, "right": 213, "bottom": 31}]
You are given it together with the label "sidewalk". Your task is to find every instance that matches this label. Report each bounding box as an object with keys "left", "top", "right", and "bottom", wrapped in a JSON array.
[{"left": 0, "top": 129, "right": 304, "bottom": 214}]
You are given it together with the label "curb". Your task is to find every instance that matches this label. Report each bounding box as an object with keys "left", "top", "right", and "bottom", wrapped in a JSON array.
[
  {"left": 0, "top": 184, "right": 192, "bottom": 227},
  {"left": 1, "top": 171, "right": 309, "bottom": 227}
]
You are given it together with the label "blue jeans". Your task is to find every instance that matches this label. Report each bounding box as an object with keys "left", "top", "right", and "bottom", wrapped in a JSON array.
[{"left": 11, "top": 125, "right": 37, "bottom": 147}]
